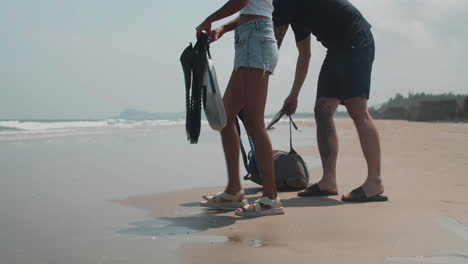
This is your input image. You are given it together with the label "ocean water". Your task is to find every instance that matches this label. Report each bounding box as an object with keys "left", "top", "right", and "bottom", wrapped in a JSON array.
[{"left": 0, "top": 118, "right": 319, "bottom": 264}]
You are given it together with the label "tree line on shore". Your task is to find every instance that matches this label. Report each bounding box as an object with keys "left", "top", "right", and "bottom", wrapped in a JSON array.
[{"left": 369, "top": 92, "right": 468, "bottom": 122}]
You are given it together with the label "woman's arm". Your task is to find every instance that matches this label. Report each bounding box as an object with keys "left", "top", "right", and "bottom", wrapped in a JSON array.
[
  {"left": 205, "top": 0, "right": 248, "bottom": 24},
  {"left": 209, "top": 16, "right": 240, "bottom": 43},
  {"left": 221, "top": 16, "right": 241, "bottom": 33},
  {"left": 196, "top": 0, "right": 249, "bottom": 35}
]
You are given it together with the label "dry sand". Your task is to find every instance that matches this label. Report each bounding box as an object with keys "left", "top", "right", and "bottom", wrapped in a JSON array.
[{"left": 116, "top": 120, "right": 468, "bottom": 264}]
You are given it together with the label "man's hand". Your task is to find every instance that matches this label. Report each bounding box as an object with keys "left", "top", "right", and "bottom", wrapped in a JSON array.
[
  {"left": 196, "top": 19, "right": 212, "bottom": 38},
  {"left": 282, "top": 94, "right": 299, "bottom": 115},
  {"left": 274, "top": 24, "right": 289, "bottom": 49},
  {"left": 209, "top": 26, "right": 225, "bottom": 43}
]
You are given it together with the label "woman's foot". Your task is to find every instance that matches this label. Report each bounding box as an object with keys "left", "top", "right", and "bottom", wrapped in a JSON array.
[
  {"left": 201, "top": 190, "right": 247, "bottom": 210},
  {"left": 235, "top": 194, "right": 284, "bottom": 216}
]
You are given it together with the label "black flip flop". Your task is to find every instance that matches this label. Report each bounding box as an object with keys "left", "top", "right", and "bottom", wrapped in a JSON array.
[
  {"left": 297, "top": 184, "right": 338, "bottom": 197},
  {"left": 341, "top": 187, "right": 388, "bottom": 203}
]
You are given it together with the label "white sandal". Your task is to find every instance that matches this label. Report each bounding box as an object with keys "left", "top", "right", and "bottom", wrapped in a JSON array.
[
  {"left": 235, "top": 196, "right": 285, "bottom": 216},
  {"left": 200, "top": 191, "right": 248, "bottom": 210}
]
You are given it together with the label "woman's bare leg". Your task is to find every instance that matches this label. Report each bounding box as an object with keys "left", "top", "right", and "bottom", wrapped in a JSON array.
[
  {"left": 220, "top": 70, "right": 245, "bottom": 196},
  {"left": 237, "top": 67, "right": 278, "bottom": 201}
]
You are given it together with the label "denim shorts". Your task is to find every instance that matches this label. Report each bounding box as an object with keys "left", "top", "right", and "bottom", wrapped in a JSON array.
[{"left": 234, "top": 18, "right": 278, "bottom": 74}]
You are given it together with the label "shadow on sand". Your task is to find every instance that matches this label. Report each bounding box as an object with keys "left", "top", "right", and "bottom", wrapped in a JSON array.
[
  {"left": 118, "top": 188, "right": 344, "bottom": 237},
  {"left": 281, "top": 197, "right": 344, "bottom": 207},
  {"left": 180, "top": 188, "right": 344, "bottom": 209},
  {"left": 118, "top": 209, "right": 240, "bottom": 237}
]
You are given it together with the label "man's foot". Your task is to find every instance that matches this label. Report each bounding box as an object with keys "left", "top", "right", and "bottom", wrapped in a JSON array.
[
  {"left": 298, "top": 183, "right": 338, "bottom": 197},
  {"left": 342, "top": 181, "right": 387, "bottom": 203},
  {"left": 361, "top": 180, "right": 384, "bottom": 198},
  {"left": 297, "top": 181, "right": 338, "bottom": 197}
]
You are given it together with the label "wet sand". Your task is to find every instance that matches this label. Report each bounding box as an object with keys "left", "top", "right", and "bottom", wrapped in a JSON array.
[{"left": 117, "top": 120, "right": 468, "bottom": 264}]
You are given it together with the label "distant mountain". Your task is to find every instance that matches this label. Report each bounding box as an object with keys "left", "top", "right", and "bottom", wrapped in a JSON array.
[
  {"left": 118, "top": 109, "right": 348, "bottom": 120},
  {"left": 265, "top": 113, "right": 314, "bottom": 119},
  {"left": 265, "top": 112, "right": 314, "bottom": 119},
  {"left": 265, "top": 112, "right": 348, "bottom": 118},
  {"left": 118, "top": 109, "right": 185, "bottom": 120}
]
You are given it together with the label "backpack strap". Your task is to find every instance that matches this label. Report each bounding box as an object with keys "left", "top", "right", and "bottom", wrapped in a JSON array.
[
  {"left": 289, "top": 115, "right": 298, "bottom": 154},
  {"left": 206, "top": 45, "right": 212, "bottom": 59},
  {"left": 236, "top": 117, "right": 251, "bottom": 178},
  {"left": 237, "top": 111, "right": 298, "bottom": 178}
]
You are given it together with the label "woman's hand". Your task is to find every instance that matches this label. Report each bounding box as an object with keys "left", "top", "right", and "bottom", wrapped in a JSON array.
[
  {"left": 196, "top": 19, "right": 212, "bottom": 38},
  {"left": 209, "top": 26, "right": 225, "bottom": 43},
  {"left": 281, "top": 94, "right": 299, "bottom": 115}
]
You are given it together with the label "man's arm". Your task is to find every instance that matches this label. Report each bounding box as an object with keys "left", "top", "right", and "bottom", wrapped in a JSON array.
[
  {"left": 290, "top": 35, "right": 311, "bottom": 97},
  {"left": 273, "top": 23, "right": 311, "bottom": 96},
  {"left": 274, "top": 24, "right": 289, "bottom": 49},
  {"left": 281, "top": 35, "right": 311, "bottom": 114}
]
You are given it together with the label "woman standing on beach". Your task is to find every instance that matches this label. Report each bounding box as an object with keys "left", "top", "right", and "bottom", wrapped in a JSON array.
[{"left": 197, "top": 0, "right": 284, "bottom": 216}]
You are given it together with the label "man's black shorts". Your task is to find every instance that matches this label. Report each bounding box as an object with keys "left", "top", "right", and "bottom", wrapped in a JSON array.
[{"left": 317, "top": 29, "right": 375, "bottom": 103}]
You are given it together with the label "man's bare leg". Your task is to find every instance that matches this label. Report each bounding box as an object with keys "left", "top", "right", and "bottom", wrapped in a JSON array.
[
  {"left": 342, "top": 97, "right": 384, "bottom": 198},
  {"left": 309, "top": 98, "right": 341, "bottom": 193}
]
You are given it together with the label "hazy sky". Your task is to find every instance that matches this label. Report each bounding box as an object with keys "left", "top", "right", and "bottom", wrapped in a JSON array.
[{"left": 1, "top": 0, "right": 467, "bottom": 119}]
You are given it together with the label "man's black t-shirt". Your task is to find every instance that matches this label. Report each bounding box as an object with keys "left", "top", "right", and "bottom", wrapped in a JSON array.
[{"left": 272, "top": 0, "right": 371, "bottom": 48}]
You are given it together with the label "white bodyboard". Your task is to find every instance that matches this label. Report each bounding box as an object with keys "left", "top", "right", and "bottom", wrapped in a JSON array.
[{"left": 203, "top": 56, "right": 227, "bottom": 131}]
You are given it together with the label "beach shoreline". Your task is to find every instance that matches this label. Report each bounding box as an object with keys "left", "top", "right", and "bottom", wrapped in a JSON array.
[
  {"left": 2, "top": 120, "right": 468, "bottom": 264},
  {"left": 116, "top": 120, "right": 468, "bottom": 264}
]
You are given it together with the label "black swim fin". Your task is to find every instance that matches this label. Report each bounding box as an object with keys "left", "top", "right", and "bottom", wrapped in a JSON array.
[{"left": 180, "top": 33, "right": 210, "bottom": 144}]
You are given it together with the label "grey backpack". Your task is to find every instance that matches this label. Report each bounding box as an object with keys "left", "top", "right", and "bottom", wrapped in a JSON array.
[{"left": 237, "top": 112, "right": 310, "bottom": 191}]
